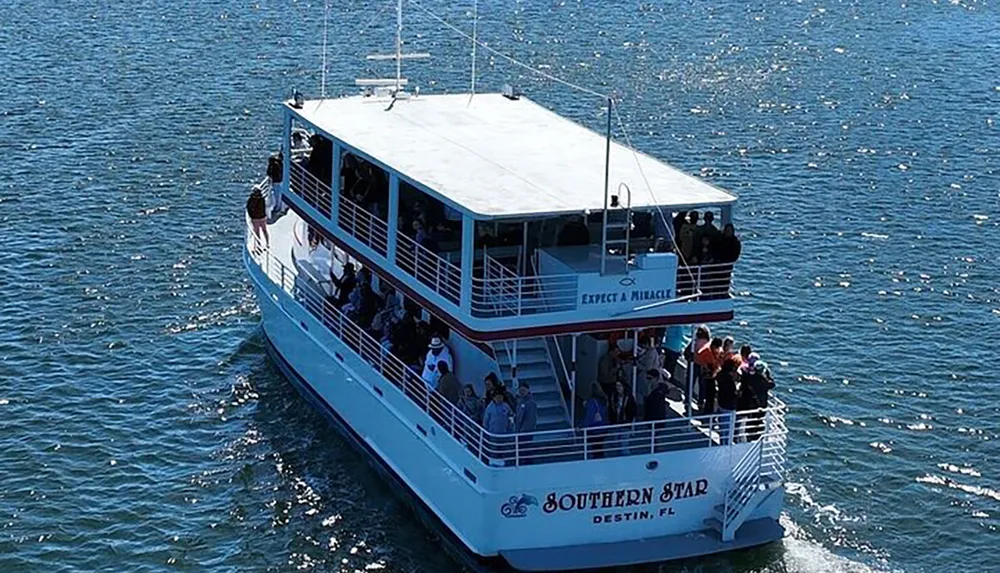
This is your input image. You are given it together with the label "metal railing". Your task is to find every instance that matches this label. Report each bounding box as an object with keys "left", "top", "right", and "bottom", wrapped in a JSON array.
[
  {"left": 719, "top": 402, "right": 788, "bottom": 539},
  {"left": 471, "top": 253, "right": 578, "bottom": 317},
  {"left": 338, "top": 194, "right": 389, "bottom": 257},
  {"left": 248, "top": 224, "right": 786, "bottom": 468},
  {"left": 288, "top": 161, "right": 332, "bottom": 218},
  {"left": 676, "top": 262, "right": 735, "bottom": 301},
  {"left": 395, "top": 230, "right": 462, "bottom": 305}
]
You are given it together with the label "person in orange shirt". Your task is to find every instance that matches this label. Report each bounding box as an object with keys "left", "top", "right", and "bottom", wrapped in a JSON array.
[
  {"left": 723, "top": 336, "right": 741, "bottom": 368},
  {"left": 695, "top": 337, "right": 724, "bottom": 413}
]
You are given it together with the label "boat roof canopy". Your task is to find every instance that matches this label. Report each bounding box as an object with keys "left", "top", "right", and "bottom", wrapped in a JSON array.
[{"left": 292, "top": 93, "right": 737, "bottom": 220}]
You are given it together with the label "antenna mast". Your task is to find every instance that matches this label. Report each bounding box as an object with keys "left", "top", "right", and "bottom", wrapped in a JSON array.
[
  {"left": 356, "top": 0, "right": 429, "bottom": 97},
  {"left": 321, "top": 0, "right": 330, "bottom": 97},
  {"left": 470, "top": 0, "right": 478, "bottom": 97},
  {"left": 395, "top": 0, "right": 403, "bottom": 93}
]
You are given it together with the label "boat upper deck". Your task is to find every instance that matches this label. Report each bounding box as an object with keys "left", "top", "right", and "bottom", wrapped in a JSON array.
[{"left": 293, "top": 94, "right": 737, "bottom": 219}]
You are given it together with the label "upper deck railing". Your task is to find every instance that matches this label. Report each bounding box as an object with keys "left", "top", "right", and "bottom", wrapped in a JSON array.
[
  {"left": 288, "top": 161, "right": 331, "bottom": 218},
  {"left": 395, "top": 230, "right": 463, "bottom": 305},
  {"left": 286, "top": 160, "right": 735, "bottom": 318},
  {"left": 246, "top": 226, "right": 785, "bottom": 468},
  {"left": 472, "top": 253, "right": 579, "bottom": 317},
  {"left": 338, "top": 194, "right": 389, "bottom": 258}
]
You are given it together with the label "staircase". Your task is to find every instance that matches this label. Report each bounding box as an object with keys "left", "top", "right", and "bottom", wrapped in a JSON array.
[
  {"left": 706, "top": 410, "right": 788, "bottom": 541},
  {"left": 493, "top": 338, "right": 572, "bottom": 431}
]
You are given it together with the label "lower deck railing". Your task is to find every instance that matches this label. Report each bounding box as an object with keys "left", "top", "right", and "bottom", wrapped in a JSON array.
[{"left": 247, "top": 225, "right": 785, "bottom": 467}]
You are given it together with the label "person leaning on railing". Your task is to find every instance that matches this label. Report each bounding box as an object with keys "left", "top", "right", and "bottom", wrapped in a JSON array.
[
  {"left": 458, "top": 384, "right": 483, "bottom": 423},
  {"left": 246, "top": 187, "right": 269, "bottom": 247}
]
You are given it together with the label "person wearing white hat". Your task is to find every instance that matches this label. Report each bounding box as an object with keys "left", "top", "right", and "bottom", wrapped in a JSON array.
[{"left": 421, "top": 336, "right": 453, "bottom": 389}]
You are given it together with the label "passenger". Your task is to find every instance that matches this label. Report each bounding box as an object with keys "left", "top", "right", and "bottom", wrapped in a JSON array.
[
  {"left": 679, "top": 210, "right": 699, "bottom": 261},
  {"left": 483, "top": 392, "right": 514, "bottom": 435},
  {"left": 308, "top": 226, "right": 320, "bottom": 251},
  {"left": 420, "top": 337, "right": 453, "bottom": 389},
  {"left": 372, "top": 286, "right": 402, "bottom": 341},
  {"left": 330, "top": 262, "right": 357, "bottom": 308},
  {"left": 437, "top": 361, "right": 461, "bottom": 405},
  {"left": 741, "top": 359, "right": 775, "bottom": 441},
  {"left": 644, "top": 371, "right": 670, "bottom": 421},
  {"left": 738, "top": 344, "right": 753, "bottom": 375},
  {"left": 697, "top": 211, "right": 721, "bottom": 250},
  {"left": 483, "top": 373, "right": 516, "bottom": 412},
  {"left": 745, "top": 359, "right": 775, "bottom": 409},
  {"left": 713, "top": 223, "right": 743, "bottom": 264},
  {"left": 661, "top": 325, "right": 686, "bottom": 377},
  {"left": 514, "top": 382, "right": 538, "bottom": 434},
  {"left": 246, "top": 187, "right": 269, "bottom": 246},
  {"left": 557, "top": 215, "right": 590, "bottom": 247},
  {"left": 597, "top": 343, "right": 623, "bottom": 398},
  {"left": 351, "top": 270, "right": 379, "bottom": 327},
  {"left": 723, "top": 336, "right": 739, "bottom": 365},
  {"left": 716, "top": 358, "right": 739, "bottom": 413},
  {"left": 609, "top": 380, "right": 637, "bottom": 425},
  {"left": 715, "top": 358, "right": 739, "bottom": 444},
  {"left": 633, "top": 335, "right": 661, "bottom": 410},
  {"left": 412, "top": 219, "right": 440, "bottom": 254},
  {"left": 690, "top": 235, "right": 715, "bottom": 266},
  {"left": 583, "top": 383, "right": 608, "bottom": 428},
  {"left": 671, "top": 211, "right": 688, "bottom": 248},
  {"left": 695, "top": 337, "right": 723, "bottom": 413},
  {"left": 388, "top": 310, "right": 418, "bottom": 361},
  {"left": 458, "top": 384, "right": 483, "bottom": 422},
  {"left": 582, "top": 383, "right": 609, "bottom": 459}
]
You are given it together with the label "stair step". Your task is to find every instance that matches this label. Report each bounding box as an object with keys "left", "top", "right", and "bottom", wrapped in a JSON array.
[
  {"left": 499, "top": 362, "right": 551, "bottom": 378},
  {"left": 495, "top": 347, "right": 547, "bottom": 365}
]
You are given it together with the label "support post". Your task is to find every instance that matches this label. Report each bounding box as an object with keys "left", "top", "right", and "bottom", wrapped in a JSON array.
[
  {"left": 570, "top": 334, "right": 578, "bottom": 427},
  {"left": 686, "top": 325, "right": 696, "bottom": 418},
  {"left": 460, "top": 213, "right": 475, "bottom": 313},
  {"left": 387, "top": 174, "right": 400, "bottom": 263},
  {"left": 280, "top": 108, "right": 292, "bottom": 208},
  {"left": 330, "top": 143, "right": 342, "bottom": 224},
  {"left": 600, "top": 97, "right": 613, "bottom": 275},
  {"left": 519, "top": 221, "right": 528, "bottom": 276},
  {"left": 720, "top": 204, "right": 733, "bottom": 227},
  {"left": 631, "top": 329, "right": 639, "bottom": 401}
]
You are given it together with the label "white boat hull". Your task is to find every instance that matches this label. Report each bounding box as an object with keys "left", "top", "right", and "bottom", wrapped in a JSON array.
[{"left": 247, "top": 249, "right": 785, "bottom": 570}]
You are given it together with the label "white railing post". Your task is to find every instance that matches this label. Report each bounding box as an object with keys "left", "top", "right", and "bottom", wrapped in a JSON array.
[
  {"left": 583, "top": 427, "right": 589, "bottom": 460},
  {"left": 570, "top": 334, "right": 577, "bottom": 427}
]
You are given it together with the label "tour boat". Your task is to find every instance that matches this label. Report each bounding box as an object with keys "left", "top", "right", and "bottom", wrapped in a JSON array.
[{"left": 242, "top": 9, "right": 788, "bottom": 570}]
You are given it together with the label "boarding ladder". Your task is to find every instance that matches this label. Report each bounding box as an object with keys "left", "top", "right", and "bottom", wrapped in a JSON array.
[
  {"left": 706, "top": 409, "right": 787, "bottom": 541},
  {"left": 599, "top": 182, "right": 632, "bottom": 275}
]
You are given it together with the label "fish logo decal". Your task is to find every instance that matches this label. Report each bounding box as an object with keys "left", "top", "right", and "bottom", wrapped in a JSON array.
[
  {"left": 500, "top": 494, "right": 538, "bottom": 518},
  {"left": 618, "top": 276, "right": 636, "bottom": 287}
]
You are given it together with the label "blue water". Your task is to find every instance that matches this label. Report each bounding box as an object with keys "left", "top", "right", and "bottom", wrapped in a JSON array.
[{"left": 2, "top": 1, "right": 998, "bottom": 571}]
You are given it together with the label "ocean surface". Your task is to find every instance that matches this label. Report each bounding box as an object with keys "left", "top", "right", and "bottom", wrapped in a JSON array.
[{"left": 2, "top": 1, "right": 998, "bottom": 571}]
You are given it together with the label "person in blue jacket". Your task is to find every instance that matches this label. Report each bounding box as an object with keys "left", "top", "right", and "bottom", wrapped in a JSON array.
[{"left": 582, "top": 383, "right": 609, "bottom": 458}]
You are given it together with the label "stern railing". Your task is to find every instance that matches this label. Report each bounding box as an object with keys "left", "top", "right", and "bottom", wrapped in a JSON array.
[{"left": 676, "top": 262, "right": 736, "bottom": 301}]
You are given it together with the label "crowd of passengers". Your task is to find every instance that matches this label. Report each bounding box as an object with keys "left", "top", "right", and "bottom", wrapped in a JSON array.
[
  {"left": 324, "top": 258, "right": 774, "bottom": 444},
  {"left": 322, "top": 259, "right": 537, "bottom": 432},
  {"left": 584, "top": 326, "right": 775, "bottom": 439},
  {"left": 476, "top": 209, "right": 743, "bottom": 268}
]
